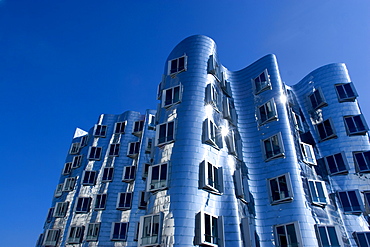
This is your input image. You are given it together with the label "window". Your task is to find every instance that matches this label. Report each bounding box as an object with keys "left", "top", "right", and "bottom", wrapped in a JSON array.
[
  {"left": 63, "top": 177, "right": 76, "bottom": 192},
  {"left": 308, "top": 180, "right": 327, "bottom": 206},
  {"left": 54, "top": 183, "right": 63, "bottom": 197},
  {"left": 148, "top": 114, "right": 156, "bottom": 130},
  {"left": 354, "top": 151, "right": 370, "bottom": 172},
  {"left": 43, "top": 229, "right": 60, "bottom": 246},
  {"left": 142, "top": 163, "right": 150, "bottom": 179},
  {"left": 69, "top": 142, "right": 80, "bottom": 154},
  {"left": 162, "top": 85, "right": 181, "bottom": 108},
  {"left": 116, "top": 192, "right": 133, "bottom": 210},
  {"left": 220, "top": 72, "right": 231, "bottom": 96},
  {"left": 205, "top": 83, "right": 219, "bottom": 109},
  {"left": 202, "top": 118, "right": 222, "bottom": 149},
  {"left": 62, "top": 162, "right": 72, "bottom": 175},
  {"left": 139, "top": 191, "right": 148, "bottom": 209},
  {"left": 364, "top": 192, "right": 370, "bottom": 214},
  {"left": 95, "top": 194, "right": 107, "bottom": 210},
  {"left": 199, "top": 160, "right": 223, "bottom": 194},
  {"left": 207, "top": 54, "right": 219, "bottom": 79},
  {"left": 147, "top": 163, "right": 168, "bottom": 192},
  {"left": 194, "top": 211, "right": 224, "bottom": 247},
  {"left": 102, "top": 167, "right": 114, "bottom": 182},
  {"left": 253, "top": 70, "right": 271, "bottom": 94},
  {"left": 133, "top": 120, "right": 144, "bottom": 134},
  {"left": 262, "top": 133, "right": 284, "bottom": 161},
  {"left": 156, "top": 121, "right": 175, "bottom": 146},
  {"left": 274, "top": 222, "right": 301, "bottom": 247},
  {"left": 234, "top": 169, "right": 250, "bottom": 203},
  {"left": 353, "top": 231, "right": 370, "bottom": 247},
  {"left": 300, "top": 142, "right": 316, "bottom": 165},
  {"left": 53, "top": 202, "right": 69, "bottom": 217},
  {"left": 127, "top": 141, "right": 140, "bottom": 158},
  {"left": 222, "top": 97, "right": 236, "bottom": 124},
  {"left": 46, "top": 207, "right": 54, "bottom": 223},
  {"left": 335, "top": 83, "right": 357, "bottom": 102},
  {"left": 145, "top": 138, "right": 153, "bottom": 154},
  {"left": 123, "top": 166, "right": 136, "bottom": 182},
  {"left": 114, "top": 121, "right": 126, "bottom": 134},
  {"left": 108, "top": 143, "right": 120, "bottom": 156},
  {"left": 309, "top": 88, "right": 327, "bottom": 109},
  {"left": 111, "top": 222, "right": 129, "bottom": 241},
  {"left": 86, "top": 223, "right": 100, "bottom": 242},
  {"left": 67, "top": 226, "right": 84, "bottom": 244},
  {"left": 138, "top": 213, "right": 163, "bottom": 246},
  {"left": 225, "top": 130, "right": 237, "bottom": 156},
  {"left": 315, "top": 225, "right": 341, "bottom": 247},
  {"left": 71, "top": 155, "right": 82, "bottom": 168},
  {"left": 94, "top": 124, "right": 107, "bottom": 137},
  {"left": 258, "top": 99, "right": 277, "bottom": 125},
  {"left": 82, "top": 171, "right": 97, "bottom": 185},
  {"left": 337, "top": 190, "right": 363, "bottom": 213},
  {"left": 88, "top": 146, "right": 102, "bottom": 160},
  {"left": 293, "top": 112, "right": 304, "bottom": 132},
  {"left": 324, "top": 153, "right": 348, "bottom": 175},
  {"left": 316, "top": 119, "right": 336, "bottom": 141},
  {"left": 75, "top": 197, "right": 91, "bottom": 213},
  {"left": 268, "top": 173, "right": 293, "bottom": 204},
  {"left": 168, "top": 55, "right": 186, "bottom": 75},
  {"left": 344, "top": 115, "right": 368, "bottom": 135},
  {"left": 80, "top": 135, "right": 88, "bottom": 147}
]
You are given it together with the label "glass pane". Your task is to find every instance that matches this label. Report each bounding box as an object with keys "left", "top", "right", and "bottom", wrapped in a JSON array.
[
  {"left": 355, "top": 153, "right": 368, "bottom": 171},
  {"left": 339, "top": 192, "right": 352, "bottom": 212},
  {"left": 264, "top": 139, "right": 273, "bottom": 158},
  {"left": 278, "top": 175, "right": 289, "bottom": 199},
  {"left": 178, "top": 57, "right": 185, "bottom": 71},
  {"left": 270, "top": 178, "right": 280, "bottom": 201},
  {"left": 286, "top": 224, "right": 298, "bottom": 246},
  {"left": 158, "top": 124, "right": 167, "bottom": 144},
  {"left": 344, "top": 83, "right": 355, "bottom": 98},
  {"left": 327, "top": 226, "right": 340, "bottom": 246},
  {"left": 259, "top": 105, "right": 267, "bottom": 123},
  {"left": 318, "top": 227, "right": 330, "bottom": 246},
  {"left": 336, "top": 85, "right": 346, "bottom": 99},
  {"left": 323, "top": 120, "right": 333, "bottom": 137},
  {"left": 165, "top": 88, "right": 173, "bottom": 106},
  {"left": 354, "top": 115, "right": 366, "bottom": 132},
  {"left": 170, "top": 59, "right": 177, "bottom": 73},
  {"left": 334, "top": 153, "right": 346, "bottom": 172},
  {"left": 204, "top": 214, "right": 212, "bottom": 243},
  {"left": 167, "top": 122, "right": 174, "bottom": 142},
  {"left": 173, "top": 86, "right": 180, "bottom": 103},
  {"left": 345, "top": 117, "right": 357, "bottom": 133},
  {"left": 348, "top": 191, "right": 361, "bottom": 211},
  {"left": 316, "top": 182, "right": 326, "bottom": 203},
  {"left": 160, "top": 164, "right": 167, "bottom": 180}
]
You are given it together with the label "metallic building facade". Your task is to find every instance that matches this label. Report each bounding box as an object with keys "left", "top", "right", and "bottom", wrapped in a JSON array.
[{"left": 37, "top": 35, "right": 370, "bottom": 247}]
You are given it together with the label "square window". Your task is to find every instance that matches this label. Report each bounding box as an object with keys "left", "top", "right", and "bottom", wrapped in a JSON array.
[
  {"left": 202, "top": 118, "right": 222, "bottom": 149},
  {"left": 337, "top": 190, "right": 363, "bottom": 214},
  {"left": 316, "top": 119, "right": 336, "bottom": 141},
  {"left": 114, "top": 121, "right": 126, "bottom": 134},
  {"left": 199, "top": 160, "right": 223, "bottom": 195},
  {"left": 156, "top": 121, "right": 175, "bottom": 146},
  {"left": 315, "top": 225, "right": 341, "bottom": 247},
  {"left": 71, "top": 155, "right": 83, "bottom": 168},
  {"left": 94, "top": 194, "right": 107, "bottom": 210},
  {"left": 344, "top": 115, "right": 368, "bottom": 136},
  {"left": 335, "top": 83, "right": 357, "bottom": 102},
  {"left": 69, "top": 142, "right": 81, "bottom": 155},
  {"left": 274, "top": 222, "right": 301, "bottom": 247},
  {"left": 67, "top": 226, "right": 84, "bottom": 244},
  {"left": 309, "top": 88, "right": 327, "bottom": 110},
  {"left": 253, "top": 69, "right": 271, "bottom": 94},
  {"left": 139, "top": 191, "right": 148, "bottom": 209},
  {"left": 116, "top": 192, "right": 133, "bottom": 210},
  {"left": 354, "top": 231, "right": 370, "bottom": 247},
  {"left": 102, "top": 167, "right": 114, "bottom": 182},
  {"left": 88, "top": 146, "right": 102, "bottom": 160},
  {"left": 63, "top": 177, "right": 76, "bottom": 192},
  {"left": 300, "top": 142, "right": 316, "bottom": 165},
  {"left": 108, "top": 143, "right": 120, "bottom": 156},
  {"left": 62, "top": 162, "right": 72, "bottom": 175},
  {"left": 75, "top": 197, "right": 91, "bottom": 213},
  {"left": 147, "top": 163, "right": 168, "bottom": 192},
  {"left": 354, "top": 151, "right": 370, "bottom": 172},
  {"left": 111, "top": 222, "right": 129, "bottom": 241},
  {"left": 162, "top": 85, "right": 181, "bottom": 108},
  {"left": 258, "top": 99, "right": 278, "bottom": 125},
  {"left": 234, "top": 169, "right": 250, "bottom": 203},
  {"left": 82, "top": 171, "right": 97, "bottom": 185},
  {"left": 53, "top": 202, "right": 69, "bottom": 217},
  {"left": 43, "top": 229, "right": 60, "bottom": 247},
  {"left": 133, "top": 120, "right": 144, "bottom": 134},
  {"left": 168, "top": 55, "right": 186, "bottom": 75},
  {"left": 123, "top": 166, "right": 136, "bottom": 182},
  {"left": 194, "top": 211, "right": 224, "bottom": 247},
  {"left": 324, "top": 152, "right": 348, "bottom": 175},
  {"left": 138, "top": 213, "right": 163, "bottom": 246},
  {"left": 127, "top": 142, "right": 140, "bottom": 158},
  {"left": 268, "top": 173, "right": 293, "bottom": 204},
  {"left": 86, "top": 223, "right": 100, "bottom": 242},
  {"left": 94, "top": 124, "right": 107, "bottom": 137},
  {"left": 262, "top": 133, "right": 284, "bottom": 161},
  {"left": 205, "top": 83, "right": 219, "bottom": 110},
  {"left": 308, "top": 180, "right": 327, "bottom": 206},
  {"left": 54, "top": 183, "right": 63, "bottom": 197}
]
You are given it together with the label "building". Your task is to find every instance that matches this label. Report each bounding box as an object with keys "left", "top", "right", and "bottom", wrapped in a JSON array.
[{"left": 37, "top": 35, "right": 370, "bottom": 247}]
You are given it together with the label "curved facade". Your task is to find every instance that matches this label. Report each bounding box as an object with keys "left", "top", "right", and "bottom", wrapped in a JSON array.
[{"left": 37, "top": 35, "right": 370, "bottom": 247}]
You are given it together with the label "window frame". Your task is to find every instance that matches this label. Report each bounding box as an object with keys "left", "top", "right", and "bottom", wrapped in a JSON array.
[
  {"left": 93, "top": 124, "right": 107, "bottom": 137},
  {"left": 353, "top": 151, "right": 370, "bottom": 173},
  {"left": 147, "top": 163, "right": 168, "bottom": 192},
  {"left": 155, "top": 120, "right": 175, "bottom": 146},
  {"left": 116, "top": 192, "right": 133, "bottom": 210},
  {"left": 94, "top": 193, "right": 107, "bottom": 210},
  {"left": 111, "top": 222, "right": 129, "bottom": 241},
  {"left": 262, "top": 133, "right": 285, "bottom": 161},
  {"left": 337, "top": 190, "right": 364, "bottom": 214},
  {"left": 300, "top": 142, "right": 316, "bottom": 165},
  {"left": 102, "top": 167, "right": 114, "bottom": 182},
  {"left": 364, "top": 191, "right": 370, "bottom": 214},
  {"left": 86, "top": 222, "right": 100, "bottom": 242},
  {"left": 274, "top": 222, "right": 302, "bottom": 247},
  {"left": 108, "top": 143, "right": 120, "bottom": 157},
  {"left": 62, "top": 162, "right": 72, "bottom": 175},
  {"left": 75, "top": 197, "right": 92, "bottom": 213},
  {"left": 43, "top": 229, "right": 60, "bottom": 247},
  {"left": 308, "top": 180, "right": 328, "bottom": 206},
  {"left": 122, "top": 166, "right": 136, "bottom": 182},
  {"left": 127, "top": 141, "right": 140, "bottom": 158},
  {"left": 202, "top": 118, "right": 222, "bottom": 149},
  {"left": 88, "top": 146, "right": 102, "bottom": 160},
  {"left": 199, "top": 160, "right": 224, "bottom": 195},
  {"left": 222, "top": 97, "right": 236, "bottom": 124},
  {"left": 138, "top": 213, "right": 164, "bottom": 247},
  {"left": 63, "top": 177, "right": 76, "bottom": 192},
  {"left": 67, "top": 225, "right": 84, "bottom": 244},
  {"left": 353, "top": 231, "right": 370, "bottom": 247},
  {"left": 268, "top": 173, "right": 293, "bottom": 204},
  {"left": 71, "top": 155, "right": 82, "bottom": 168},
  {"left": 309, "top": 88, "right": 327, "bottom": 110},
  {"left": 194, "top": 211, "right": 224, "bottom": 247},
  {"left": 205, "top": 83, "right": 220, "bottom": 110},
  {"left": 234, "top": 169, "right": 250, "bottom": 203},
  {"left": 258, "top": 98, "right": 278, "bottom": 125},
  {"left": 315, "top": 225, "right": 342, "bottom": 247},
  {"left": 168, "top": 55, "right": 187, "bottom": 75},
  {"left": 162, "top": 85, "right": 182, "bottom": 108},
  {"left": 53, "top": 202, "right": 69, "bottom": 218},
  {"left": 316, "top": 118, "right": 337, "bottom": 142},
  {"left": 252, "top": 69, "right": 271, "bottom": 95},
  {"left": 133, "top": 120, "right": 144, "bottom": 135},
  {"left": 293, "top": 111, "right": 304, "bottom": 132},
  {"left": 324, "top": 152, "right": 348, "bottom": 175},
  {"left": 138, "top": 191, "right": 148, "bottom": 209},
  {"left": 344, "top": 114, "right": 369, "bottom": 136},
  {"left": 46, "top": 207, "right": 54, "bottom": 223},
  {"left": 54, "top": 183, "right": 63, "bottom": 197},
  {"left": 114, "top": 121, "right": 126, "bottom": 134},
  {"left": 335, "top": 82, "right": 357, "bottom": 102},
  {"left": 69, "top": 142, "right": 81, "bottom": 155},
  {"left": 82, "top": 170, "right": 97, "bottom": 186}
]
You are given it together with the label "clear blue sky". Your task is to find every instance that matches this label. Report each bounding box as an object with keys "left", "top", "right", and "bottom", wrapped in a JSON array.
[{"left": 1, "top": 1, "right": 369, "bottom": 246}]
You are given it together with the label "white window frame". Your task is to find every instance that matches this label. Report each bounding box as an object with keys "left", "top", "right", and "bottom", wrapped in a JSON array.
[
  {"left": 353, "top": 151, "right": 370, "bottom": 173},
  {"left": 82, "top": 170, "right": 97, "bottom": 185},
  {"left": 116, "top": 192, "right": 133, "bottom": 210},
  {"left": 315, "top": 225, "right": 342, "bottom": 247},
  {"left": 308, "top": 180, "right": 328, "bottom": 206},
  {"left": 63, "top": 177, "right": 76, "bottom": 192},
  {"left": 108, "top": 143, "right": 120, "bottom": 157},
  {"left": 62, "top": 162, "right": 72, "bottom": 175},
  {"left": 162, "top": 85, "right": 182, "bottom": 108},
  {"left": 54, "top": 183, "right": 63, "bottom": 197},
  {"left": 335, "top": 82, "right": 357, "bottom": 102},
  {"left": 94, "top": 193, "right": 107, "bottom": 210},
  {"left": 88, "top": 146, "right": 102, "bottom": 160},
  {"left": 122, "top": 166, "right": 136, "bottom": 182},
  {"left": 309, "top": 88, "right": 327, "bottom": 110},
  {"left": 258, "top": 98, "right": 278, "bottom": 125},
  {"left": 262, "top": 133, "right": 284, "bottom": 161},
  {"left": 353, "top": 231, "right": 370, "bottom": 247},
  {"left": 337, "top": 190, "right": 364, "bottom": 214},
  {"left": 43, "top": 229, "right": 60, "bottom": 246},
  {"left": 316, "top": 118, "right": 337, "bottom": 142},
  {"left": 202, "top": 118, "right": 222, "bottom": 149},
  {"left": 168, "top": 55, "right": 187, "bottom": 75},
  {"left": 324, "top": 152, "right": 348, "bottom": 175},
  {"left": 234, "top": 169, "right": 250, "bottom": 203},
  {"left": 53, "top": 202, "right": 69, "bottom": 217},
  {"left": 102, "top": 167, "right": 114, "bottom": 182},
  {"left": 138, "top": 213, "right": 164, "bottom": 246},
  {"left": 69, "top": 142, "right": 80, "bottom": 155},
  {"left": 274, "top": 222, "right": 302, "bottom": 247},
  {"left": 86, "top": 222, "right": 100, "bottom": 242},
  {"left": 252, "top": 69, "right": 271, "bottom": 94},
  {"left": 155, "top": 120, "right": 175, "bottom": 146},
  {"left": 194, "top": 211, "right": 224, "bottom": 247},
  {"left": 344, "top": 114, "right": 368, "bottom": 136},
  {"left": 75, "top": 197, "right": 92, "bottom": 213},
  {"left": 268, "top": 173, "right": 293, "bottom": 204},
  {"left": 67, "top": 225, "right": 84, "bottom": 244},
  {"left": 127, "top": 141, "right": 140, "bottom": 158},
  {"left": 93, "top": 124, "right": 107, "bottom": 137},
  {"left": 111, "top": 222, "right": 129, "bottom": 241},
  {"left": 71, "top": 155, "right": 82, "bottom": 168},
  {"left": 205, "top": 83, "right": 219, "bottom": 110},
  {"left": 199, "top": 160, "right": 223, "bottom": 195},
  {"left": 147, "top": 163, "right": 168, "bottom": 192},
  {"left": 300, "top": 142, "right": 316, "bottom": 165},
  {"left": 114, "top": 121, "right": 126, "bottom": 134}
]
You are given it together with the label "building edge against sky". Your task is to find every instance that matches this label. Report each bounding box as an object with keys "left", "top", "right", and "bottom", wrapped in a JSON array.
[{"left": 37, "top": 35, "right": 370, "bottom": 247}]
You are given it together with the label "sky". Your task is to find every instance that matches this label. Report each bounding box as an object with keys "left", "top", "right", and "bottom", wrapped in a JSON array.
[{"left": 1, "top": 1, "right": 370, "bottom": 246}]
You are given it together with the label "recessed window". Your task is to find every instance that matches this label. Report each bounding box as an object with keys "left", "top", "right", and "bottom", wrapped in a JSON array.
[
  {"left": 222, "top": 97, "right": 236, "bottom": 124},
  {"left": 335, "top": 83, "right": 357, "bottom": 102},
  {"left": 262, "top": 133, "right": 284, "bottom": 161},
  {"left": 46, "top": 207, "right": 54, "bottom": 223},
  {"left": 148, "top": 114, "right": 156, "bottom": 130},
  {"left": 69, "top": 142, "right": 81, "bottom": 155},
  {"left": 142, "top": 163, "right": 150, "bottom": 179},
  {"left": 364, "top": 192, "right": 370, "bottom": 214},
  {"left": 324, "top": 152, "right": 348, "bottom": 175},
  {"left": 94, "top": 194, "right": 107, "bottom": 210},
  {"left": 82, "top": 171, "right": 97, "bottom": 185},
  {"left": 205, "top": 83, "right": 219, "bottom": 110},
  {"left": 354, "top": 151, "right": 370, "bottom": 172},
  {"left": 54, "top": 183, "right": 63, "bottom": 197},
  {"left": 63, "top": 177, "right": 76, "bottom": 192},
  {"left": 220, "top": 71, "right": 231, "bottom": 96},
  {"left": 138, "top": 191, "right": 148, "bottom": 209},
  {"left": 80, "top": 135, "right": 89, "bottom": 147},
  {"left": 315, "top": 225, "right": 341, "bottom": 247},
  {"left": 344, "top": 115, "right": 368, "bottom": 136},
  {"left": 123, "top": 166, "right": 136, "bottom": 182},
  {"left": 293, "top": 112, "right": 304, "bottom": 132},
  {"left": 194, "top": 211, "right": 224, "bottom": 247},
  {"left": 309, "top": 88, "right": 327, "bottom": 110},
  {"left": 162, "top": 85, "right": 181, "bottom": 108},
  {"left": 308, "top": 180, "right": 327, "bottom": 206},
  {"left": 114, "top": 121, "right": 126, "bottom": 134},
  {"left": 133, "top": 120, "right": 144, "bottom": 134},
  {"left": 145, "top": 138, "right": 153, "bottom": 154},
  {"left": 274, "top": 222, "right": 301, "bottom": 247},
  {"left": 111, "top": 222, "right": 129, "bottom": 241},
  {"left": 94, "top": 124, "right": 107, "bottom": 137},
  {"left": 127, "top": 142, "right": 140, "bottom": 158},
  {"left": 337, "top": 190, "right": 363, "bottom": 214},
  {"left": 138, "top": 213, "right": 163, "bottom": 246},
  {"left": 147, "top": 163, "right": 168, "bottom": 192},
  {"left": 316, "top": 119, "right": 336, "bottom": 141},
  {"left": 258, "top": 99, "right": 278, "bottom": 125},
  {"left": 202, "top": 118, "right": 222, "bottom": 149},
  {"left": 75, "top": 197, "right": 91, "bottom": 213},
  {"left": 207, "top": 54, "right": 219, "bottom": 79},
  {"left": 102, "top": 167, "right": 114, "bottom": 182},
  {"left": 86, "top": 223, "right": 100, "bottom": 242},
  {"left": 71, "top": 155, "right": 82, "bottom": 168},
  {"left": 43, "top": 229, "right": 60, "bottom": 247},
  {"left": 67, "top": 226, "right": 84, "bottom": 244},
  {"left": 116, "top": 192, "right": 133, "bottom": 210},
  {"left": 354, "top": 231, "right": 370, "bottom": 247},
  {"left": 108, "top": 143, "right": 120, "bottom": 156},
  {"left": 225, "top": 130, "right": 237, "bottom": 156},
  {"left": 199, "top": 160, "right": 223, "bottom": 195},
  {"left": 53, "top": 202, "right": 69, "bottom": 217},
  {"left": 168, "top": 55, "right": 186, "bottom": 75},
  {"left": 234, "top": 169, "right": 250, "bottom": 203},
  {"left": 156, "top": 121, "right": 175, "bottom": 146},
  {"left": 62, "top": 162, "right": 72, "bottom": 175},
  {"left": 253, "top": 69, "right": 271, "bottom": 94},
  {"left": 300, "top": 142, "right": 316, "bottom": 165},
  {"left": 88, "top": 146, "right": 102, "bottom": 160},
  {"left": 268, "top": 173, "right": 293, "bottom": 204}
]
